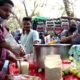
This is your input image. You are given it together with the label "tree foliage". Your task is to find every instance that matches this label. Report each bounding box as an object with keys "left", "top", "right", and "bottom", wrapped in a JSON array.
[
  {"left": 7, "top": 16, "right": 20, "bottom": 31},
  {"left": 8, "top": 0, "right": 47, "bottom": 31},
  {"left": 7, "top": 0, "right": 78, "bottom": 31}
]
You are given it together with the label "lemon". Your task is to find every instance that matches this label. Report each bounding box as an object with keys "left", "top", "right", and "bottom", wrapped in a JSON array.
[
  {"left": 48, "top": 40, "right": 57, "bottom": 44},
  {"left": 69, "top": 56, "right": 74, "bottom": 61},
  {"left": 69, "top": 67, "right": 78, "bottom": 75}
]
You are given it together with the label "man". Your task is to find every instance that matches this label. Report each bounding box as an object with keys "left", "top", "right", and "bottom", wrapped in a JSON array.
[
  {"left": 61, "top": 20, "right": 77, "bottom": 44},
  {"left": 0, "top": 0, "right": 24, "bottom": 79},
  {"left": 72, "top": 22, "right": 80, "bottom": 44},
  {"left": 20, "top": 17, "right": 40, "bottom": 55}
]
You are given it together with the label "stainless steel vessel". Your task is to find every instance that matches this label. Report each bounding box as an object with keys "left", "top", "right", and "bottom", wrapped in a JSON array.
[{"left": 33, "top": 44, "right": 71, "bottom": 68}]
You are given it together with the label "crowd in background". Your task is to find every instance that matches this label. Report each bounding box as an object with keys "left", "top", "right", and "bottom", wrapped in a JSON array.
[
  {"left": 11, "top": 18, "right": 80, "bottom": 45},
  {"left": 1, "top": 0, "right": 80, "bottom": 79}
]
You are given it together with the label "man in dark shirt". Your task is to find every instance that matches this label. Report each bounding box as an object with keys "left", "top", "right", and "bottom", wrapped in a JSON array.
[
  {"left": 72, "top": 23, "right": 80, "bottom": 44},
  {"left": 61, "top": 20, "right": 77, "bottom": 44}
]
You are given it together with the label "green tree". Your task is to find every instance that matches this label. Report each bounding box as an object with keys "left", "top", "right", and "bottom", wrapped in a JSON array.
[
  {"left": 8, "top": 0, "right": 47, "bottom": 31},
  {"left": 7, "top": 16, "right": 20, "bottom": 31}
]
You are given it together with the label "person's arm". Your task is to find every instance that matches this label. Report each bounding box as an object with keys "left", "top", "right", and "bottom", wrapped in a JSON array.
[
  {"left": 0, "top": 41, "right": 17, "bottom": 54},
  {"left": 7, "top": 51, "right": 18, "bottom": 62},
  {"left": 0, "top": 41, "right": 25, "bottom": 57},
  {"left": 33, "top": 31, "right": 40, "bottom": 44},
  {"left": 61, "top": 32, "right": 78, "bottom": 43},
  {"left": 61, "top": 35, "right": 72, "bottom": 43}
]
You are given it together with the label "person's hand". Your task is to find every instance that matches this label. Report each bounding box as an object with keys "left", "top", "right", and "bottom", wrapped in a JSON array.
[
  {"left": 7, "top": 51, "right": 18, "bottom": 62},
  {"left": 18, "top": 46, "right": 25, "bottom": 57},
  {"left": 14, "top": 46, "right": 25, "bottom": 58},
  {"left": 23, "top": 53, "right": 33, "bottom": 61},
  {"left": 23, "top": 54, "right": 30, "bottom": 61}
]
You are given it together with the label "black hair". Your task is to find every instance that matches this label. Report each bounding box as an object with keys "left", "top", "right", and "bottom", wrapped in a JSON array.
[
  {"left": 69, "top": 27, "right": 76, "bottom": 33},
  {"left": 0, "top": 0, "right": 14, "bottom": 7},
  {"left": 22, "top": 17, "right": 32, "bottom": 22}
]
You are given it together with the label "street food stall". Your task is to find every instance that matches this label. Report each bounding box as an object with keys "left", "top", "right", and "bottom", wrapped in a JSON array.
[
  {"left": 4, "top": 44, "right": 80, "bottom": 80},
  {"left": 3, "top": 16, "right": 80, "bottom": 80},
  {"left": 33, "top": 44, "right": 71, "bottom": 68}
]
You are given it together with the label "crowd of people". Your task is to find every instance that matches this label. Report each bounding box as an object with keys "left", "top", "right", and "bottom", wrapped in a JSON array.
[{"left": 0, "top": 0, "right": 80, "bottom": 79}]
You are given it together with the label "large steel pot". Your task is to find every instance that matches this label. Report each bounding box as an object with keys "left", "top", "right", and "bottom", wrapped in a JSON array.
[{"left": 33, "top": 44, "right": 71, "bottom": 68}]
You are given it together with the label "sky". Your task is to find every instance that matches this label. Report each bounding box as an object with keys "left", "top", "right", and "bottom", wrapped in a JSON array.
[{"left": 12, "top": 0, "right": 80, "bottom": 18}]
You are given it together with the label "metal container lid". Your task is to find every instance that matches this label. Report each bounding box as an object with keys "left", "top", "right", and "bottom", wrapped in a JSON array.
[{"left": 33, "top": 44, "right": 71, "bottom": 47}]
